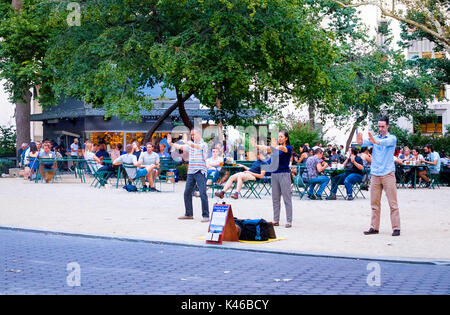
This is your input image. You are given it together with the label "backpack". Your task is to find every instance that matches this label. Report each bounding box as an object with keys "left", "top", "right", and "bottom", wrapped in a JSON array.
[
  {"left": 234, "top": 218, "right": 271, "bottom": 241},
  {"left": 123, "top": 184, "right": 138, "bottom": 192}
]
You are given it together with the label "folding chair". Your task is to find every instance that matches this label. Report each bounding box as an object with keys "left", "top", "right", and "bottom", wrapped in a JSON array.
[
  {"left": 121, "top": 163, "right": 146, "bottom": 191},
  {"left": 36, "top": 158, "right": 58, "bottom": 183},
  {"left": 85, "top": 160, "right": 112, "bottom": 188},
  {"left": 156, "top": 157, "right": 177, "bottom": 192},
  {"left": 242, "top": 179, "right": 261, "bottom": 199},
  {"left": 206, "top": 173, "right": 224, "bottom": 198}
]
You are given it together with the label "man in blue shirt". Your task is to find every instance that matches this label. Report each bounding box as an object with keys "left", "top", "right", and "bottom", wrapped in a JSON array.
[{"left": 357, "top": 116, "right": 401, "bottom": 237}]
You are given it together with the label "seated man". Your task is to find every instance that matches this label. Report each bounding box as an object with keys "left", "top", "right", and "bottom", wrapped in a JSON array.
[
  {"left": 327, "top": 148, "right": 364, "bottom": 200},
  {"left": 302, "top": 148, "right": 330, "bottom": 200},
  {"left": 138, "top": 142, "right": 160, "bottom": 192},
  {"left": 158, "top": 143, "right": 171, "bottom": 158},
  {"left": 38, "top": 143, "right": 57, "bottom": 183},
  {"left": 215, "top": 151, "right": 267, "bottom": 200},
  {"left": 113, "top": 144, "right": 155, "bottom": 185}
]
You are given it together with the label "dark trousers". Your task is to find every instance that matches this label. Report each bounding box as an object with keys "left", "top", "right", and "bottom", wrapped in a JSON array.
[{"left": 184, "top": 171, "right": 209, "bottom": 218}]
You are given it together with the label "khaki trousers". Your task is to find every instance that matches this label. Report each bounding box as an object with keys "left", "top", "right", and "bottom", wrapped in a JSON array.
[{"left": 370, "top": 172, "right": 401, "bottom": 231}]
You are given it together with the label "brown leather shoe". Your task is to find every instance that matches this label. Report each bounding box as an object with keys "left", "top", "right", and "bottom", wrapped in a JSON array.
[
  {"left": 285, "top": 223, "right": 292, "bottom": 228},
  {"left": 215, "top": 191, "right": 225, "bottom": 199},
  {"left": 178, "top": 216, "right": 194, "bottom": 220},
  {"left": 272, "top": 222, "right": 279, "bottom": 226}
]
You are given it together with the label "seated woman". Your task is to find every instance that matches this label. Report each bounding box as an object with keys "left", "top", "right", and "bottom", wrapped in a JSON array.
[
  {"left": 327, "top": 148, "right": 364, "bottom": 200},
  {"left": 25, "top": 142, "right": 39, "bottom": 181},
  {"left": 84, "top": 141, "right": 115, "bottom": 186},
  {"left": 215, "top": 151, "right": 267, "bottom": 200},
  {"left": 291, "top": 145, "right": 309, "bottom": 178}
]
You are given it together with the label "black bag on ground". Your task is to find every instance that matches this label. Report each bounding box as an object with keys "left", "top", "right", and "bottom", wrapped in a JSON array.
[
  {"left": 123, "top": 184, "right": 138, "bottom": 192},
  {"left": 234, "top": 218, "right": 273, "bottom": 241}
]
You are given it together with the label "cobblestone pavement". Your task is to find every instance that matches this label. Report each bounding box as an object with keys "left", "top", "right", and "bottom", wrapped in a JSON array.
[{"left": 1, "top": 229, "right": 449, "bottom": 295}]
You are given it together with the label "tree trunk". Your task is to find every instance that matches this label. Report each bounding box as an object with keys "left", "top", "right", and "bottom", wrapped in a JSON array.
[
  {"left": 15, "top": 90, "right": 32, "bottom": 150},
  {"left": 345, "top": 116, "right": 365, "bottom": 152},
  {"left": 345, "top": 124, "right": 357, "bottom": 153},
  {"left": 143, "top": 93, "right": 193, "bottom": 143},
  {"left": 308, "top": 102, "right": 315, "bottom": 128},
  {"left": 12, "top": 0, "right": 30, "bottom": 152},
  {"left": 11, "top": 0, "right": 22, "bottom": 12},
  {"left": 178, "top": 100, "right": 193, "bottom": 130}
]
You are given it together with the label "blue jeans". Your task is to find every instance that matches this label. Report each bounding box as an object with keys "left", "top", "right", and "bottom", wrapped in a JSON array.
[
  {"left": 307, "top": 176, "right": 330, "bottom": 196},
  {"left": 207, "top": 169, "right": 220, "bottom": 183},
  {"left": 184, "top": 171, "right": 209, "bottom": 218},
  {"left": 331, "top": 173, "right": 363, "bottom": 196}
]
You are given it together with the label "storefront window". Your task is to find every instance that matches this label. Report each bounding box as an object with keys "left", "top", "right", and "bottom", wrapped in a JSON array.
[{"left": 88, "top": 132, "right": 124, "bottom": 150}]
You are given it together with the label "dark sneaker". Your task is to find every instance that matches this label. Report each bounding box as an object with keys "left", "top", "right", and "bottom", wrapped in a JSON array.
[
  {"left": 215, "top": 191, "right": 225, "bottom": 199},
  {"left": 231, "top": 192, "right": 239, "bottom": 199},
  {"left": 326, "top": 194, "right": 336, "bottom": 200},
  {"left": 392, "top": 230, "right": 401, "bottom": 237},
  {"left": 149, "top": 187, "right": 160, "bottom": 192},
  {"left": 347, "top": 196, "right": 354, "bottom": 201},
  {"left": 307, "top": 194, "right": 316, "bottom": 200},
  {"left": 364, "top": 228, "right": 379, "bottom": 235},
  {"left": 316, "top": 195, "right": 323, "bottom": 200},
  {"left": 142, "top": 185, "right": 148, "bottom": 192},
  {"left": 424, "top": 181, "right": 431, "bottom": 188}
]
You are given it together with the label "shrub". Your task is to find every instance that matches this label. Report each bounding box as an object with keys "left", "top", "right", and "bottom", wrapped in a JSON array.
[
  {"left": 0, "top": 125, "right": 16, "bottom": 157},
  {"left": 0, "top": 158, "right": 15, "bottom": 175},
  {"left": 176, "top": 163, "right": 188, "bottom": 181},
  {"left": 281, "top": 121, "right": 324, "bottom": 152}
]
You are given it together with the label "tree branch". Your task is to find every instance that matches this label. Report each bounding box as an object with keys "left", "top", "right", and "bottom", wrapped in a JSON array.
[{"left": 334, "top": 0, "right": 450, "bottom": 53}]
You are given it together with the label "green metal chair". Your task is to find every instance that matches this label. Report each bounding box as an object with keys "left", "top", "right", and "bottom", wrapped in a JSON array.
[
  {"left": 121, "top": 163, "right": 146, "bottom": 191},
  {"left": 206, "top": 173, "right": 224, "bottom": 198},
  {"left": 35, "top": 158, "right": 58, "bottom": 183},
  {"left": 85, "top": 160, "right": 111, "bottom": 188},
  {"left": 155, "top": 158, "right": 177, "bottom": 192}
]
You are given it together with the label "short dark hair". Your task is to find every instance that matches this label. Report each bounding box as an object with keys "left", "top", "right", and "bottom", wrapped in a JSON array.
[
  {"left": 378, "top": 116, "right": 389, "bottom": 125},
  {"left": 126, "top": 144, "right": 133, "bottom": 153},
  {"left": 314, "top": 148, "right": 323, "bottom": 155},
  {"left": 424, "top": 144, "right": 434, "bottom": 152},
  {"left": 361, "top": 146, "right": 368, "bottom": 152}
]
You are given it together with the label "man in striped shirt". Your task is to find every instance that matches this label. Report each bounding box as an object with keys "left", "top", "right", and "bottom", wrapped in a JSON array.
[{"left": 168, "top": 129, "right": 210, "bottom": 222}]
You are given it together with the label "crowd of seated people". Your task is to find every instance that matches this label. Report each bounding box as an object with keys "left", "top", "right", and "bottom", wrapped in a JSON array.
[{"left": 16, "top": 135, "right": 449, "bottom": 191}]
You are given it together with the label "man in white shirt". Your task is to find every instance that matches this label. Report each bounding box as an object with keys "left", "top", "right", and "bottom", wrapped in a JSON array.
[
  {"left": 113, "top": 144, "right": 153, "bottom": 186},
  {"left": 138, "top": 142, "right": 160, "bottom": 192}
]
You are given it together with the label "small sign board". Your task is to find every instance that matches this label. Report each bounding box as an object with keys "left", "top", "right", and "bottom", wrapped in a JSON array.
[{"left": 206, "top": 203, "right": 238, "bottom": 245}]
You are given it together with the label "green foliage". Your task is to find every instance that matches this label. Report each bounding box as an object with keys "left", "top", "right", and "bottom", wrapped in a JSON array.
[
  {"left": 41, "top": 0, "right": 336, "bottom": 127},
  {"left": 319, "top": 15, "right": 440, "bottom": 134},
  {"left": 0, "top": 125, "right": 16, "bottom": 156},
  {"left": 0, "top": 0, "right": 55, "bottom": 102},
  {"left": 0, "top": 158, "right": 15, "bottom": 174},
  {"left": 278, "top": 118, "right": 324, "bottom": 151},
  {"left": 176, "top": 163, "right": 188, "bottom": 181}
]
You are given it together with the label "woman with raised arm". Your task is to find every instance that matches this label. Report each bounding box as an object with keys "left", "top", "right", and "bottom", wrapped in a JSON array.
[{"left": 253, "top": 131, "right": 293, "bottom": 228}]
